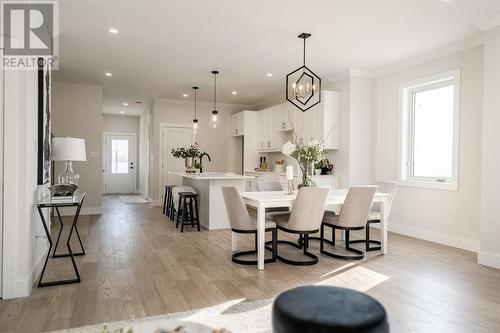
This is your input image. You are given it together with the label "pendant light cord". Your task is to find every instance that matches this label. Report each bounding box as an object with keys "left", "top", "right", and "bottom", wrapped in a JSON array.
[
  {"left": 213, "top": 73, "right": 217, "bottom": 111},
  {"left": 194, "top": 88, "right": 197, "bottom": 119},
  {"left": 303, "top": 37, "right": 306, "bottom": 67}
]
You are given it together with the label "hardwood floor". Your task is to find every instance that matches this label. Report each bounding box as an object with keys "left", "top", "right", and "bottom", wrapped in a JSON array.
[{"left": 1, "top": 195, "right": 500, "bottom": 332}]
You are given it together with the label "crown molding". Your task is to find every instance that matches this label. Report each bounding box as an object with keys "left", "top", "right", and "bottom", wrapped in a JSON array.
[
  {"left": 474, "top": 14, "right": 500, "bottom": 31},
  {"left": 373, "top": 35, "right": 484, "bottom": 78}
]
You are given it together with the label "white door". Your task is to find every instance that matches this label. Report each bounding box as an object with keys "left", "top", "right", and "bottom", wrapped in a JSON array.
[
  {"left": 0, "top": 63, "right": 3, "bottom": 298},
  {"left": 160, "top": 125, "right": 194, "bottom": 200},
  {"left": 105, "top": 134, "right": 136, "bottom": 193}
]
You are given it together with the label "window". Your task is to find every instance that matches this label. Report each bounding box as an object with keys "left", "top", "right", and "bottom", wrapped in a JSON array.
[
  {"left": 399, "top": 69, "right": 460, "bottom": 190},
  {"left": 111, "top": 139, "right": 129, "bottom": 174}
]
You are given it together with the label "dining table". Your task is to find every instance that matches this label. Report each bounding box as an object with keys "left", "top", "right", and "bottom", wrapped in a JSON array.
[{"left": 238, "top": 189, "right": 391, "bottom": 270}]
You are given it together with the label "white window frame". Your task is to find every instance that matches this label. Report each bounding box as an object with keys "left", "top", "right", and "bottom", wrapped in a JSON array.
[{"left": 398, "top": 69, "right": 460, "bottom": 191}]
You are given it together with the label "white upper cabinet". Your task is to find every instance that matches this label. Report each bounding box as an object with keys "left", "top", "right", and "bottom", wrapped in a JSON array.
[
  {"left": 290, "top": 90, "right": 339, "bottom": 149},
  {"left": 255, "top": 90, "right": 339, "bottom": 151},
  {"left": 231, "top": 111, "right": 244, "bottom": 137}
]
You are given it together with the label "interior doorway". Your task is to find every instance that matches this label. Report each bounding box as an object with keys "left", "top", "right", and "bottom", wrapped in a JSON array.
[
  {"left": 159, "top": 124, "right": 194, "bottom": 201},
  {"left": 0, "top": 60, "right": 4, "bottom": 298},
  {"left": 104, "top": 133, "right": 137, "bottom": 194}
]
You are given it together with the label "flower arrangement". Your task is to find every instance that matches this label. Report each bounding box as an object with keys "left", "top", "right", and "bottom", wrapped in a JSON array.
[
  {"left": 171, "top": 144, "right": 201, "bottom": 159},
  {"left": 282, "top": 135, "right": 325, "bottom": 187}
]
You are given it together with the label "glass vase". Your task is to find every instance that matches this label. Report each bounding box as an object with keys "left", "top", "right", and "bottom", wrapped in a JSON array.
[{"left": 298, "top": 162, "right": 315, "bottom": 188}]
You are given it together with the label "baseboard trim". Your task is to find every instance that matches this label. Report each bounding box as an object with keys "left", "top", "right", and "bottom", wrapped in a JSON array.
[
  {"left": 372, "top": 222, "right": 480, "bottom": 252},
  {"left": 478, "top": 251, "right": 500, "bottom": 269},
  {"left": 15, "top": 246, "right": 48, "bottom": 298}
]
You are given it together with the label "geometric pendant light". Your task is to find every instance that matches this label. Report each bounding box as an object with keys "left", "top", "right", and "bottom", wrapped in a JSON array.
[
  {"left": 192, "top": 86, "right": 199, "bottom": 134},
  {"left": 208, "top": 70, "right": 220, "bottom": 128},
  {"left": 286, "top": 32, "right": 322, "bottom": 112}
]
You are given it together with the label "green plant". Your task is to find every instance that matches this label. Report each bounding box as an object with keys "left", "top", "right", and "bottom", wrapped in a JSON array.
[
  {"left": 100, "top": 325, "right": 133, "bottom": 333},
  {"left": 193, "top": 161, "right": 202, "bottom": 169},
  {"left": 171, "top": 144, "right": 201, "bottom": 158}
]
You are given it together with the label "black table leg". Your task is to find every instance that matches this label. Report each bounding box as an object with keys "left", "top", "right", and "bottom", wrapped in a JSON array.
[
  {"left": 52, "top": 206, "right": 85, "bottom": 258},
  {"left": 37, "top": 202, "right": 84, "bottom": 287}
]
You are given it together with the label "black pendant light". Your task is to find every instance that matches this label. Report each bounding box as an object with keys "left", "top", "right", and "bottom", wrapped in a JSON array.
[
  {"left": 209, "top": 70, "right": 220, "bottom": 128},
  {"left": 192, "top": 86, "right": 199, "bottom": 134},
  {"left": 286, "top": 32, "right": 322, "bottom": 112}
]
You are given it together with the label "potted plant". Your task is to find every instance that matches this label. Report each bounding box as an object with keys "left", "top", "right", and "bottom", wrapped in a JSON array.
[
  {"left": 282, "top": 135, "right": 325, "bottom": 188},
  {"left": 171, "top": 144, "right": 201, "bottom": 173}
]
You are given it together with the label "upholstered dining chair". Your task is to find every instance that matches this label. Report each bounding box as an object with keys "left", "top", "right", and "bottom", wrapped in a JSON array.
[
  {"left": 350, "top": 181, "right": 397, "bottom": 251},
  {"left": 271, "top": 187, "right": 330, "bottom": 266},
  {"left": 320, "top": 186, "right": 377, "bottom": 261},
  {"left": 221, "top": 185, "right": 277, "bottom": 265}
]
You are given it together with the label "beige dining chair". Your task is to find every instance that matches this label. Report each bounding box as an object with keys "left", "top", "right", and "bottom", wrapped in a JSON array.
[
  {"left": 350, "top": 181, "right": 397, "bottom": 251},
  {"left": 320, "top": 186, "right": 377, "bottom": 260},
  {"left": 221, "top": 185, "right": 277, "bottom": 265},
  {"left": 271, "top": 187, "right": 330, "bottom": 266}
]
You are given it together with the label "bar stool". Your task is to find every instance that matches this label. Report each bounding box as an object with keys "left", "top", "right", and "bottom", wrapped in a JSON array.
[
  {"left": 176, "top": 192, "right": 201, "bottom": 232},
  {"left": 163, "top": 185, "right": 175, "bottom": 218},
  {"left": 171, "top": 185, "right": 196, "bottom": 221}
]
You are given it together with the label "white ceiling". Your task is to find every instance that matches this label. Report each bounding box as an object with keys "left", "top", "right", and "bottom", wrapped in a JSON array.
[{"left": 53, "top": 0, "right": 500, "bottom": 109}]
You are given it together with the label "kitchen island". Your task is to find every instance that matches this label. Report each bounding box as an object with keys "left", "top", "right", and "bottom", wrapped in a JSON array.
[{"left": 169, "top": 172, "right": 251, "bottom": 230}]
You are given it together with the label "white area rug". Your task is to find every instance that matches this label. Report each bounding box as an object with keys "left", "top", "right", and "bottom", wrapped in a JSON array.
[
  {"left": 118, "top": 195, "right": 149, "bottom": 204},
  {"left": 49, "top": 298, "right": 273, "bottom": 333}
]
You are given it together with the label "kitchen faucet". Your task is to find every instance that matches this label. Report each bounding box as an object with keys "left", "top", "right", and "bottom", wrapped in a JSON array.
[{"left": 198, "top": 152, "right": 211, "bottom": 173}]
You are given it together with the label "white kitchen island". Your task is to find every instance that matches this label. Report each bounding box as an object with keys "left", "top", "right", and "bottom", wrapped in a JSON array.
[{"left": 169, "top": 172, "right": 251, "bottom": 230}]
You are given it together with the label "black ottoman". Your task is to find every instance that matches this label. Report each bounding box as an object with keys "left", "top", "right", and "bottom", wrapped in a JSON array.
[{"left": 273, "top": 286, "right": 389, "bottom": 333}]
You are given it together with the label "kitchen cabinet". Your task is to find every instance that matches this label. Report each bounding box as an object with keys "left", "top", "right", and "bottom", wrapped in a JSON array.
[
  {"left": 258, "top": 107, "right": 281, "bottom": 151},
  {"left": 231, "top": 111, "right": 244, "bottom": 137},
  {"left": 276, "top": 103, "right": 294, "bottom": 132},
  {"left": 290, "top": 90, "right": 339, "bottom": 149}
]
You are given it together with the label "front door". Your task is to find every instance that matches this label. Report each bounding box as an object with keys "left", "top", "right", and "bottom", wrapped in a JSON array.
[
  {"left": 160, "top": 125, "right": 194, "bottom": 200},
  {"left": 105, "top": 134, "right": 136, "bottom": 193}
]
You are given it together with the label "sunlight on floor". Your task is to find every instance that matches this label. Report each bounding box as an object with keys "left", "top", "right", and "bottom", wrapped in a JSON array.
[
  {"left": 320, "top": 262, "right": 356, "bottom": 278},
  {"left": 316, "top": 266, "right": 390, "bottom": 292}
]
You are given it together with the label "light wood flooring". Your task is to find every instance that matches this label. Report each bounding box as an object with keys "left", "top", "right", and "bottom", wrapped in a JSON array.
[{"left": 1, "top": 196, "right": 500, "bottom": 332}]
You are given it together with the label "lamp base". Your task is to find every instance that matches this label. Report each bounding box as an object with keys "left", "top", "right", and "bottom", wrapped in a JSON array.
[{"left": 58, "top": 161, "right": 79, "bottom": 186}]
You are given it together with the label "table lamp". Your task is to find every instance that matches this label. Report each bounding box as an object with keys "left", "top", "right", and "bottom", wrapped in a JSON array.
[{"left": 51, "top": 137, "right": 87, "bottom": 186}]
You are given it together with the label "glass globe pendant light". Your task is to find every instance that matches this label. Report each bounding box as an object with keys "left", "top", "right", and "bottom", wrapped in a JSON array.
[
  {"left": 192, "top": 86, "right": 199, "bottom": 134},
  {"left": 209, "top": 70, "right": 220, "bottom": 128}
]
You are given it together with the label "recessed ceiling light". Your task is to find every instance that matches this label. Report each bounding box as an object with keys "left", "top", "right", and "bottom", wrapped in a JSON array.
[
  {"left": 120, "top": 111, "right": 125, "bottom": 114},
  {"left": 109, "top": 28, "right": 119, "bottom": 34},
  {"left": 182, "top": 93, "right": 188, "bottom": 97},
  {"left": 266, "top": 73, "right": 273, "bottom": 77},
  {"left": 231, "top": 91, "right": 238, "bottom": 95},
  {"left": 123, "top": 102, "right": 128, "bottom": 106},
  {"left": 105, "top": 72, "right": 112, "bottom": 77}
]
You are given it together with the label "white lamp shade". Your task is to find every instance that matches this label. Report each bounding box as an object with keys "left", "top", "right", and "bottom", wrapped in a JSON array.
[{"left": 51, "top": 137, "right": 87, "bottom": 161}]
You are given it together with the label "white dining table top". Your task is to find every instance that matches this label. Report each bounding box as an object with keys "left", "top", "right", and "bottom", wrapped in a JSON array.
[{"left": 240, "top": 188, "right": 391, "bottom": 203}]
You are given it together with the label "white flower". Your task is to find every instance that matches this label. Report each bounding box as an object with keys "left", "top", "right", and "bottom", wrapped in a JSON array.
[
  {"left": 309, "top": 140, "right": 322, "bottom": 147},
  {"left": 282, "top": 141, "right": 296, "bottom": 156}
]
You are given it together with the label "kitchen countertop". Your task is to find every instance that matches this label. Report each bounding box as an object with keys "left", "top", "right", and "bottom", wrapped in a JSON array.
[
  {"left": 245, "top": 171, "right": 339, "bottom": 178},
  {"left": 169, "top": 172, "right": 252, "bottom": 180}
]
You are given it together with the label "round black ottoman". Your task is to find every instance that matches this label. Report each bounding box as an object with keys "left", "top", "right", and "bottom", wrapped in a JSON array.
[{"left": 273, "top": 286, "right": 389, "bottom": 333}]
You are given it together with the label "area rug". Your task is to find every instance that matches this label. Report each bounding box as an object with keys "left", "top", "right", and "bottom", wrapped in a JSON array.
[
  {"left": 118, "top": 195, "right": 149, "bottom": 204},
  {"left": 49, "top": 298, "right": 273, "bottom": 333}
]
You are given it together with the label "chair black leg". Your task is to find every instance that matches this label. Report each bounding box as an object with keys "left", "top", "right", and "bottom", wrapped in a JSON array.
[
  {"left": 233, "top": 230, "right": 277, "bottom": 265},
  {"left": 189, "top": 198, "right": 195, "bottom": 227},
  {"left": 349, "top": 221, "right": 382, "bottom": 251},
  {"left": 275, "top": 231, "right": 318, "bottom": 266},
  {"left": 175, "top": 196, "right": 182, "bottom": 228},
  {"left": 320, "top": 225, "right": 364, "bottom": 261},
  {"left": 180, "top": 198, "right": 187, "bottom": 232}
]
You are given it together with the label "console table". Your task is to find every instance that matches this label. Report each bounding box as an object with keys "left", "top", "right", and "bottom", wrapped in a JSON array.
[{"left": 35, "top": 192, "right": 86, "bottom": 287}]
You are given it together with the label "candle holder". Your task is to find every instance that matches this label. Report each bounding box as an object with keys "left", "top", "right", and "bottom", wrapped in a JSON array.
[{"left": 287, "top": 180, "right": 293, "bottom": 195}]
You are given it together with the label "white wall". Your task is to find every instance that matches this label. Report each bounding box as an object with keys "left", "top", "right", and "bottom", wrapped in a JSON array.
[
  {"left": 148, "top": 98, "right": 248, "bottom": 201},
  {"left": 52, "top": 82, "right": 104, "bottom": 213},
  {"left": 103, "top": 114, "right": 140, "bottom": 190},
  {"left": 3, "top": 69, "right": 49, "bottom": 298},
  {"left": 479, "top": 26, "right": 500, "bottom": 268},
  {"left": 138, "top": 106, "right": 151, "bottom": 197},
  {"left": 373, "top": 46, "right": 484, "bottom": 251}
]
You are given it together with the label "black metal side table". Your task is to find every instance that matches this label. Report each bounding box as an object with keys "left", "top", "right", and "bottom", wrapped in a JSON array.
[{"left": 35, "top": 192, "right": 86, "bottom": 287}]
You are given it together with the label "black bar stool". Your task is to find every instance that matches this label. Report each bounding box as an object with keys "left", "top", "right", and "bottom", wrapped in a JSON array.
[
  {"left": 176, "top": 192, "right": 201, "bottom": 232},
  {"left": 163, "top": 185, "right": 175, "bottom": 219}
]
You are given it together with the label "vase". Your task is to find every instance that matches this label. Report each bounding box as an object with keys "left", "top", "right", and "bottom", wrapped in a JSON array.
[
  {"left": 298, "top": 162, "right": 315, "bottom": 188},
  {"left": 185, "top": 157, "right": 194, "bottom": 173}
]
